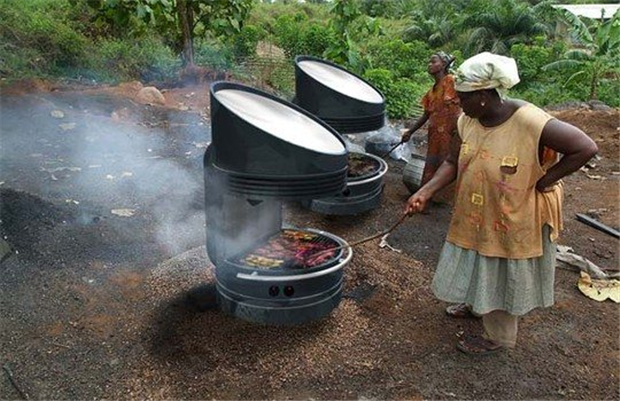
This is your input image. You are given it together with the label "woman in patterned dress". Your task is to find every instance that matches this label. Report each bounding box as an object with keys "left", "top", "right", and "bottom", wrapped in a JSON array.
[
  {"left": 404, "top": 53, "right": 598, "bottom": 355},
  {"left": 402, "top": 52, "right": 462, "bottom": 187}
]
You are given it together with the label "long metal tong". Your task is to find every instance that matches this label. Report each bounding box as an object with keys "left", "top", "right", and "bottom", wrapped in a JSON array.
[
  {"left": 312, "top": 214, "right": 409, "bottom": 257},
  {"left": 379, "top": 139, "right": 405, "bottom": 159}
]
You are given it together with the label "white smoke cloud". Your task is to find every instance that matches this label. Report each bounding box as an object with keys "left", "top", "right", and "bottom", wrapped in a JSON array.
[{"left": 0, "top": 92, "right": 210, "bottom": 257}]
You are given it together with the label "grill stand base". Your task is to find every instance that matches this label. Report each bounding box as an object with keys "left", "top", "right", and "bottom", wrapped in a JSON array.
[
  {"left": 216, "top": 280, "right": 343, "bottom": 326},
  {"left": 302, "top": 184, "right": 384, "bottom": 215}
]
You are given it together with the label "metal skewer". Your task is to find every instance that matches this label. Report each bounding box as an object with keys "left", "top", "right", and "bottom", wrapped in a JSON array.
[
  {"left": 308, "top": 213, "right": 410, "bottom": 259},
  {"left": 380, "top": 139, "right": 405, "bottom": 159}
]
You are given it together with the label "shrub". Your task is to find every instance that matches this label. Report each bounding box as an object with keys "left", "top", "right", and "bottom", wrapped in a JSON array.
[
  {"left": 0, "top": 0, "right": 90, "bottom": 78},
  {"left": 266, "top": 61, "right": 295, "bottom": 98},
  {"left": 0, "top": 0, "right": 181, "bottom": 83},
  {"left": 364, "top": 38, "right": 431, "bottom": 78},
  {"left": 90, "top": 36, "right": 181, "bottom": 83},
  {"left": 193, "top": 39, "right": 235, "bottom": 71},
  {"left": 597, "top": 79, "right": 620, "bottom": 108},
  {"left": 230, "top": 24, "right": 264, "bottom": 59},
  {"left": 363, "top": 68, "right": 428, "bottom": 119},
  {"left": 250, "top": 1, "right": 331, "bottom": 34},
  {"left": 510, "top": 41, "right": 565, "bottom": 84},
  {"left": 511, "top": 81, "right": 590, "bottom": 107},
  {"left": 273, "top": 14, "right": 333, "bottom": 59}
]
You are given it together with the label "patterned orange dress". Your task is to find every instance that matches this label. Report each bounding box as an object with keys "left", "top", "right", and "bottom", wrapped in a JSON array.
[{"left": 420, "top": 74, "right": 461, "bottom": 185}]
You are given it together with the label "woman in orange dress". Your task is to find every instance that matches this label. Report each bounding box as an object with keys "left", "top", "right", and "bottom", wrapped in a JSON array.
[{"left": 402, "top": 52, "right": 462, "bottom": 187}]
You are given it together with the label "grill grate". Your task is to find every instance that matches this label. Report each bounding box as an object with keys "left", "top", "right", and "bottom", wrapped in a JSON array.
[{"left": 235, "top": 229, "right": 340, "bottom": 270}]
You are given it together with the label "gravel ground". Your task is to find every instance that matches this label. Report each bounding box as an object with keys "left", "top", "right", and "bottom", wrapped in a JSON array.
[{"left": 0, "top": 83, "right": 618, "bottom": 400}]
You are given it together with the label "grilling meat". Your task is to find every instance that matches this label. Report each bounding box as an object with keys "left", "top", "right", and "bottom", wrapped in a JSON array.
[{"left": 238, "top": 229, "right": 338, "bottom": 269}]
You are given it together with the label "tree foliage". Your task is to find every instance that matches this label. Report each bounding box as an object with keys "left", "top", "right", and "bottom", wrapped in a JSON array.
[
  {"left": 543, "top": 9, "right": 620, "bottom": 99},
  {"left": 461, "top": 0, "right": 552, "bottom": 55},
  {"left": 86, "top": 0, "right": 253, "bottom": 65},
  {"left": 404, "top": 15, "right": 460, "bottom": 48},
  {"left": 273, "top": 13, "right": 333, "bottom": 59},
  {"left": 2, "top": 0, "right": 619, "bottom": 111},
  {"left": 323, "top": 0, "right": 379, "bottom": 73},
  {"left": 363, "top": 68, "right": 426, "bottom": 118}
]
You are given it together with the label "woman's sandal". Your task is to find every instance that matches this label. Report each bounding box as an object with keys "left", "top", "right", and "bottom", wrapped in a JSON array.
[
  {"left": 445, "top": 303, "right": 479, "bottom": 319},
  {"left": 456, "top": 334, "right": 503, "bottom": 355}
]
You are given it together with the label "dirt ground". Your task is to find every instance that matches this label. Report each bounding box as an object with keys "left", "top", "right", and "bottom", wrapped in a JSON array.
[{"left": 0, "top": 80, "right": 618, "bottom": 400}]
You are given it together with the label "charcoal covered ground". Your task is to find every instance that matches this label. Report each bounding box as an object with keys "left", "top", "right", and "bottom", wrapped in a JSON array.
[{"left": 0, "top": 81, "right": 618, "bottom": 400}]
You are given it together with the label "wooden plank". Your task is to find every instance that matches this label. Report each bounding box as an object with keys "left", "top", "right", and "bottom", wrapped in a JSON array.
[{"left": 575, "top": 213, "right": 620, "bottom": 239}]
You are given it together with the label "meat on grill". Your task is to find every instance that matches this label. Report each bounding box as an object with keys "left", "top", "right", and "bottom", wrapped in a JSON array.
[{"left": 237, "top": 229, "right": 338, "bottom": 269}]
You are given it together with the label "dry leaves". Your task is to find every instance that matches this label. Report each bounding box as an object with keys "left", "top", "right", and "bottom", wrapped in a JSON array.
[
  {"left": 577, "top": 271, "right": 620, "bottom": 303},
  {"left": 59, "top": 123, "right": 76, "bottom": 131},
  {"left": 50, "top": 110, "right": 65, "bottom": 118},
  {"left": 111, "top": 209, "right": 136, "bottom": 217}
]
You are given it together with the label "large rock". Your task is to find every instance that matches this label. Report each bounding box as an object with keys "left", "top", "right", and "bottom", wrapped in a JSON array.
[
  {"left": 118, "top": 80, "right": 143, "bottom": 93},
  {"left": 588, "top": 100, "right": 612, "bottom": 111},
  {"left": 136, "top": 86, "right": 166, "bottom": 106}
]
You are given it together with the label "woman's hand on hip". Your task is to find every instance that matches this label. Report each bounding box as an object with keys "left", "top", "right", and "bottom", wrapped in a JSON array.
[{"left": 536, "top": 178, "right": 560, "bottom": 193}]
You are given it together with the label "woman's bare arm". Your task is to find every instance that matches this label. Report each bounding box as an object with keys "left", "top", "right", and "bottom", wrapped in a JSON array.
[
  {"left": 402, "top": 111, "right": 430, "bottom": 142},
  {"left": 537, "top": 119, "right": 598, "bottom": 191},
  {"left": 404, "top": 134, "right": 461, "bottom": 215}
]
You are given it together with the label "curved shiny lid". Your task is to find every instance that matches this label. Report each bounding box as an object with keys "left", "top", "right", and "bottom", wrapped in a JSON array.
[
  {"left": 297, "top": 60, "right": 384, "bottom": 104},
  {"left": 214, "top": 89, "right": 346, "bottom": 155}
]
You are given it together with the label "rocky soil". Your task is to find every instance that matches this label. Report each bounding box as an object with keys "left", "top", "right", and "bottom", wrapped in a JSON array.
[{"left": 0, "top": 81, "right": 618, "bottom": 400}]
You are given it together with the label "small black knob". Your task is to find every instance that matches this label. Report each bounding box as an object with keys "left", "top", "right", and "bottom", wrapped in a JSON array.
[
  {"left": 268, "top": 286, "right": 279, "bottom": 297},
  {"left": 283, "top": 286, "right": 295, "bottom": 297}
]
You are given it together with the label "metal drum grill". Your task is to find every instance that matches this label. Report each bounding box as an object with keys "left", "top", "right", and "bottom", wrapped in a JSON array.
[
  {"left": 205, "top": 82, "right": 352, "bottom": 325},
  {"left": 294, "top": 56, "right": 389, "bottom": 215}
]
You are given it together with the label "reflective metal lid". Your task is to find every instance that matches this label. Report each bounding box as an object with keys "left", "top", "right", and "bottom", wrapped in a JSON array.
[{"left": 214, "top": 89, "right": 346, "bottom": 155}]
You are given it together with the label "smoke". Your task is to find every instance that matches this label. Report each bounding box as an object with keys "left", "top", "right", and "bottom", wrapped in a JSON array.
[
  {"left": 203, "top": 155, "right": 282, "bottom": 266},
  {"left": 0, "top": 91, "right": 210, "bottom": 256},
  {"left": 343, "top": 121, "right": 422, "bottom": 162}
]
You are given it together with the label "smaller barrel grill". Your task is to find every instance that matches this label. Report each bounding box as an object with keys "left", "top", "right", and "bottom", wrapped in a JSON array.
[
  {"left": 205, "top": 82, "right": 352, "bottom": 325},
  {"left": 295, "top": 55, "right": 386, "bottom": 133},
  {"left": 302, "top": 151, "right": 388, "bottom": 215},
  {"left": 294, "top": 55, "right": 389, "bottom": 215}
]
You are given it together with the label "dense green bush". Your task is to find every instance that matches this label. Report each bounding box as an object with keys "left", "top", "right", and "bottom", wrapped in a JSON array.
[
  {"left": 597, "top": 80, "right": 620, "bottom": 108},
  {"left": 193, "top": 39, "right": 235, "bottom": 71},
  {"left": 364, "top": 68, "right": 428, "bottom": 118},
  {"left": 1, "top": 0, "right": 617, "bottom": 114},
  {"left": 0, "top": 0, "right": 90, "bottom": 77},
  {"left": 512, "top": 82, "right": 587, "bottom": 107},
  {"left": 508, "top": 39, "right": 620, "bottom": 107},
  {"left": 249, "top": 1, "right": 330, "bottom": 34},
  {"left": 364, "top": 39, "right": 431, "bottom": 78},
  {"left": 265, "top": 62, "right": 296, "bottom": 98},
  {"left": 0, "top": 0, "right": 181, "bottom": 82},
  {"left": 230, "top": 24, "right": 264, "bottom": 59},
  {"left": 510, "top": 40, "right": 566, "bottom": 83},
  {"left": 89, "top": 36, "right": 180, "bottom": 83},
  {"left": 359, "top": 38, "right": 436, "bottom": 119},
  {"left": 272, "top": 14, "right": 334, "bottom": 59}
]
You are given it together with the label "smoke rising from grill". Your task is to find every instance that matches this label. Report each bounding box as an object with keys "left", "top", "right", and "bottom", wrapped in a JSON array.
[{"left": 0, "top": 91, "right": 209, "bottom": 257}]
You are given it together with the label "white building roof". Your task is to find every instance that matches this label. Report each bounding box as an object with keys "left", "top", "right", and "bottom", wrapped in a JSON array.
[{"left": 553, "top": 4, "right": 620, "bottom": 20}]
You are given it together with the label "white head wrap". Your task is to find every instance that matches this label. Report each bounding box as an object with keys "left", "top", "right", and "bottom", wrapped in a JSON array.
[{"left": 454, "top": 52, "right": 520, "bottom": 96}]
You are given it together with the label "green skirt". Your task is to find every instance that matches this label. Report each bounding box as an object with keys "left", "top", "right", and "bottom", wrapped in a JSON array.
[{"left": 431, "top": 226, "right": 556, "bottom": 316}]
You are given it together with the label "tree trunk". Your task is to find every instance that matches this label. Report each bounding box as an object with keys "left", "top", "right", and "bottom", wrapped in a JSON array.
[
  {"left": 590, "top": 71, "right": 598, "bottom": 100},
  {"left": 176, "top": 0, "right": 194, "bottom": 67}
]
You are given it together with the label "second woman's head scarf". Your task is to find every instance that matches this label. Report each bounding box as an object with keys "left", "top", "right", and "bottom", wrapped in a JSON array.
[
  {"left": 455, "top": 52, "right": 520, "bottom": 97},
  {"left": 435, "top": 51, "right": 455, "bottom": 72}
]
